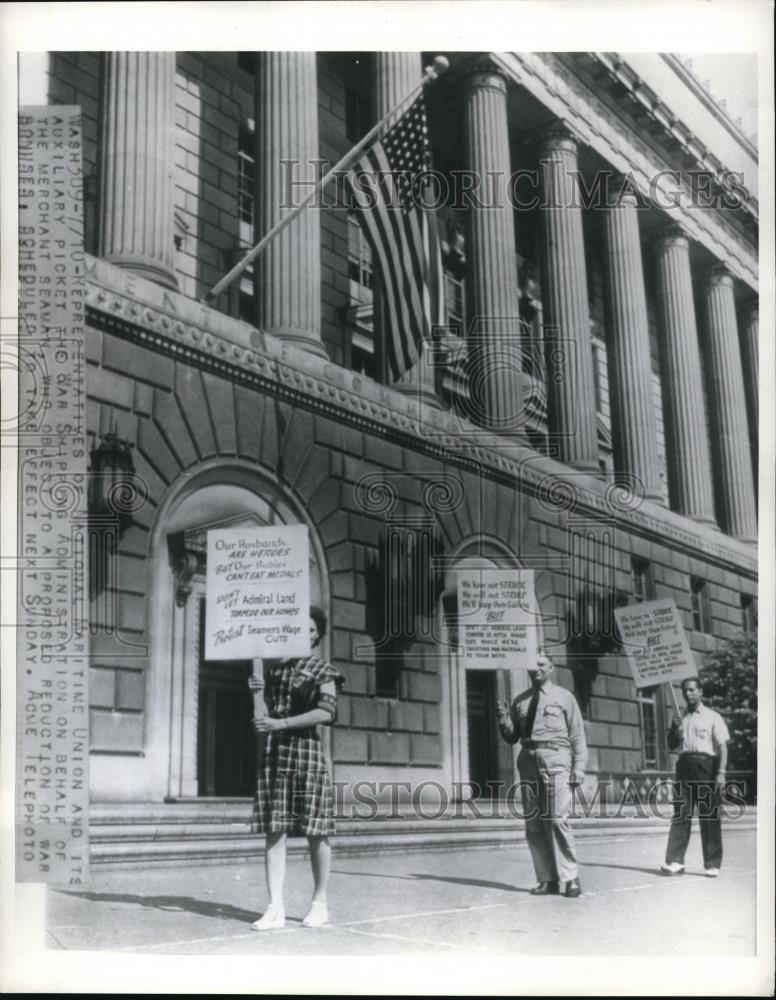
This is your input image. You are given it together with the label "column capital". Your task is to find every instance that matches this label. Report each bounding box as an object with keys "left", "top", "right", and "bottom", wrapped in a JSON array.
[
  {"left": 699, "top": 262, "right": 734, "bottom": 290},
  {"left": 652, "top": 222, "right": 690, "bottom": 252},
  {"left": 606, "top": 170, "right": 640, "bottom": 204},
  {"left": 463, "top": 60, "right": 508, "bottom": 95},
  {"left": 535, "top": 120, "right": 582, "bottom": 157},
  {"left": 605, "top": 171, "right": 641, "bottom": 209}
]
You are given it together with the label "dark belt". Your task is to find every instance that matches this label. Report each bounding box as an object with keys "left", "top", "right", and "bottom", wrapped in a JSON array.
[
  {"left": 523, "top": 740, "right": 564, "bottom": 751},
  {"left": 679, "top": 752, "right": 716, "bottom": 760}
]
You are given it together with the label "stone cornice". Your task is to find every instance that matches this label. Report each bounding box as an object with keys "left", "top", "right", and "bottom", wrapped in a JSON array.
[
  {"left": 587, "top": 53, "right": 758, "bottom": 208},
  {"left": 661, "top": 54, "right": 758, "bottom": 162},
  {"left": 490, "top": 52, "right": 758, "bottom": 294},
  {"left": 84, "top": 254, "right": 757, "bottom": 578}
]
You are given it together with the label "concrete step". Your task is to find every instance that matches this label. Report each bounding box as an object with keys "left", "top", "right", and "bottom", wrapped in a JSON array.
[{"left": 87, "top": 801, "right": 757, "bottom": 869}]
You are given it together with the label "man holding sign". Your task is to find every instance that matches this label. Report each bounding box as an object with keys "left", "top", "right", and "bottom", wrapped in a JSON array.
[
  {"left": 661, "top": 677, "right": 730, "bottom": 878},
  {"left": 498, "top": 652, "right": 588, "bottom": 898},
  {"left": 613, "top": 598, "right": 730, "bottom": 876}
]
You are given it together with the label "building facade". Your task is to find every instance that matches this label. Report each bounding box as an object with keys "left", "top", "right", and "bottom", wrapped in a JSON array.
[{"left": 33, "top": 50, "right": 758, "bottom": 811}]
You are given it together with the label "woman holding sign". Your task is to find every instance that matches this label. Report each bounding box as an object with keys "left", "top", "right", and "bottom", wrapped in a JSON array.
[{"left": 249, "top": 606, "right": 344, "bottom": 930}]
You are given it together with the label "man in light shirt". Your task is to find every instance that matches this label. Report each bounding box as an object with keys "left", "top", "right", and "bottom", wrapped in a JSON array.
[
  {"left": 661, "top": 676, "right": 730, "bottom": 877},
  {"left": 497, "top": 651, "right": 587, "bottom": 898}
]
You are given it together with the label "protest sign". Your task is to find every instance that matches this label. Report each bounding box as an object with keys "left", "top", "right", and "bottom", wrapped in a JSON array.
[
  {"left": 204, "top": 524, "right": 310, "bottom": 660},
  {"left": 613, "top": 598, "right": 697, "bottom": 689},
  {"left": 457, "top": 570, "right": 539, "bottom": 670}
]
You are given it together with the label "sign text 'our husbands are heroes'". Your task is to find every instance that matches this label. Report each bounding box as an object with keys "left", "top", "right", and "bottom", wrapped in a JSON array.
[{"left": 205, "top": 525, "right": 310, "bottom": 659}]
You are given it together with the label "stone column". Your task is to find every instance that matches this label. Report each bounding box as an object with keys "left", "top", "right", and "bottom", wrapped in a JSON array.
[
  {"left": 375, "top": 52, "right": 418, "bottom": 126},
  {"left": 653, "top": 227, "right": 716, "bottom": 525},
  {"left": 738, "top": 300, "right": 759, "bottom": 463},
  {"left": 99, "top": 52, "right": 177, "bottom": 288},
  {"left": 602, "top": 185, "right": 662, "bottom": 499},
  {"left": 537, "top": 125, "right": 598, "bottom": 470},
  {"left": 253, "top": 52, "right": 325, "bottom": 355},
  {"left": 463, "top": 65, "right": 524, "bottom": 435},
  {"left": 700, "top": 267, "right": 757, "bottom": 541}
]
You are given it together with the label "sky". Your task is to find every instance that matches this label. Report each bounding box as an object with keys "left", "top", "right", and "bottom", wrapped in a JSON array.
[{"left": 676, "top": 53, "right": 759, "bottom": 141}]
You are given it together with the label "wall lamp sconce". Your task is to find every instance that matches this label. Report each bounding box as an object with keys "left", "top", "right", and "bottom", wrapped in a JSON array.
[{"left": 88, "top": 430, "right": 137, "bottom": 537}]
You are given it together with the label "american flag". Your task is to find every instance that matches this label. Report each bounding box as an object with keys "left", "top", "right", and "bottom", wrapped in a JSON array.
[{"left": 347, "top": 96, "right": 445, "bottom": 381}]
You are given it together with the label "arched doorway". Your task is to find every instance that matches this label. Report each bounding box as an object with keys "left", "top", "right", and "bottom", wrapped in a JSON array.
[
  {"left": 144, "top": 462, "right": 327, "bottom": 802},
  {"left": 439, "top": 547, "right": 532, "bottom": 799}
]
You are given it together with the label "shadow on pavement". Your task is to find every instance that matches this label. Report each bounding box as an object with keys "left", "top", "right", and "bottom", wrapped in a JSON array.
[
  {"left": 332, "top": 870, "right": 528, "bottom": 893},
  {"left": 55, "top": 890, "right": 259, "bottom": 924},
  {"left": 581, "top": 861, "right": 708, "bottom": 878},
  {"left": 410, "top": 873, "right": 529, "bottom": 893}
]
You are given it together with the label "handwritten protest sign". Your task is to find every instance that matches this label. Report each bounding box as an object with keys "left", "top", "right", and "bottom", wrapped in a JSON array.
[
  {"left": 613, "top": 598, "right": 697, "bottom": 688},
  {"left": 457, "top": 570, "right": 539, "bottom": 670},
  {"left": 204, "top": 524, "right": 310, "bottom": 660}
]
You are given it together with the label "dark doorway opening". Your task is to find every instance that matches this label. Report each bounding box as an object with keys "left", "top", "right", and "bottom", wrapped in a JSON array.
[
  {"left": 466, "top": 670, "right": 501, "bottom": 797},
  {"left": 196, "top": 597, "right": 256, "bottom": 797}
]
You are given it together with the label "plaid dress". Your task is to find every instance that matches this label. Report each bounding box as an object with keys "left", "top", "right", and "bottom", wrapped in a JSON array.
[{"left": 252, "top": 656, "right": 344, "bottom": 838}]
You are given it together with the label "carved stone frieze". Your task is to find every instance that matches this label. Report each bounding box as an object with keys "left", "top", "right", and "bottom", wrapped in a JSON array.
[{"left": 85, "top": 255, "right": 757, "bottom": 578}]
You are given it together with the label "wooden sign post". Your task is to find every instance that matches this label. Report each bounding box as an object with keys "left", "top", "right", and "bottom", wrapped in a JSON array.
[
  {"left": 251, "top": 658, "right": 268, "bottom": 770},
  {"left": 665, "top": 679, "right": 682, "bottom": 721}
]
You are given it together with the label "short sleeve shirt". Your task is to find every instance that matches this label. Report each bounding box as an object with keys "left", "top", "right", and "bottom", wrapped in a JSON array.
[
  {"left": 510, "top": 681, "right": 588, "bottom": 772},
  {"left": 676, "top": 703, "right": 730, "bottom": 755}
]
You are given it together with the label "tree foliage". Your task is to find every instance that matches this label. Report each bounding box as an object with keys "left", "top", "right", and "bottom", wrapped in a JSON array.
[{"left": 700, "top": 630, "right": 757, "bottom": 772}]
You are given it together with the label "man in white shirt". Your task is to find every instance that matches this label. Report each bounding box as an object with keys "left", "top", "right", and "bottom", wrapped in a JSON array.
[
  {"left": 497, "top": 652, "right": 588, "bottom": 898},
  {"left": 661, "top": 676, "right": 730, "bottom": 877}
]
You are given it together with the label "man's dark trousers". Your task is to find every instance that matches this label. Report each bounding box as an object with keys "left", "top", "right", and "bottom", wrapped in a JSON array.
[{"left": 665, "top": 752, "right": 722, "bottom": 869}]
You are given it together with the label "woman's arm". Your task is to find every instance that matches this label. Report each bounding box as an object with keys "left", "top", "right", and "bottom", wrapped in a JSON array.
[{"left": 251, "top": 680, "right": 337, "bottom": 733}]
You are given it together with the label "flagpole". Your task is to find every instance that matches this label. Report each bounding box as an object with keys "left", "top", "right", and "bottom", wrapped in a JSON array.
[{"left": 201, "top": 55, "right": 450, "bottom": 304}]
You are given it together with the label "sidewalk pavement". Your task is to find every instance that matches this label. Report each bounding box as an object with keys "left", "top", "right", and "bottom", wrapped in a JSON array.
[{"left": 45, "top": 820, "right": 756, "bottom": 958}]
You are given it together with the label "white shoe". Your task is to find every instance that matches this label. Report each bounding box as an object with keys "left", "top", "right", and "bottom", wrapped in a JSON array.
[
  {"left": 302, "top": 901, "right": 329, "bottom": 927},
  {"left": 660, "top": 862, "right": 685, "bottom": 875},
  {"left": 251, "top": 906, "right": 285, "bottom": 931},
  {"left": 705, "top": 868, "right": 720, "bottom": 878}
]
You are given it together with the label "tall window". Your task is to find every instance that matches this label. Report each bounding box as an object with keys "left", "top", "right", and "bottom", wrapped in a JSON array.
[
  {"left": 592, "top": 340, "right": 604, "bottom": 413},
  {"left": 237, "top": 120, "right": 255, "bottom": 320},
  {"left": 345, "top": 84, "right": 370, "bottom": 143},
  {"left": 740, "top": 594, "right": 756, "bottom": 633},
  {"left": 631, "top": 557, "right": 655, "bottom": 603},
  {"left": 443, "top": 270, "right": 466, "bottom": 336},
  {"left": 375, "top": 656, "right": 402, "bottom": 700},
  {"left": 347, "top": 214, "right": 373, "bottom": 300},
  {"left": 637, "top": 690, "right": 658, "bottom": 769},
  {"left": 632, "top": 558, "right": 659, "bottom": 768},
  {"left": 346, "top": 215, "right": 378, "bottom": 379},
  {"left": 237, "top": 122, "right": 255, "bottom": 248},
  {"left": 690, "top": 577, "right": 712, "bottom": 633}
]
